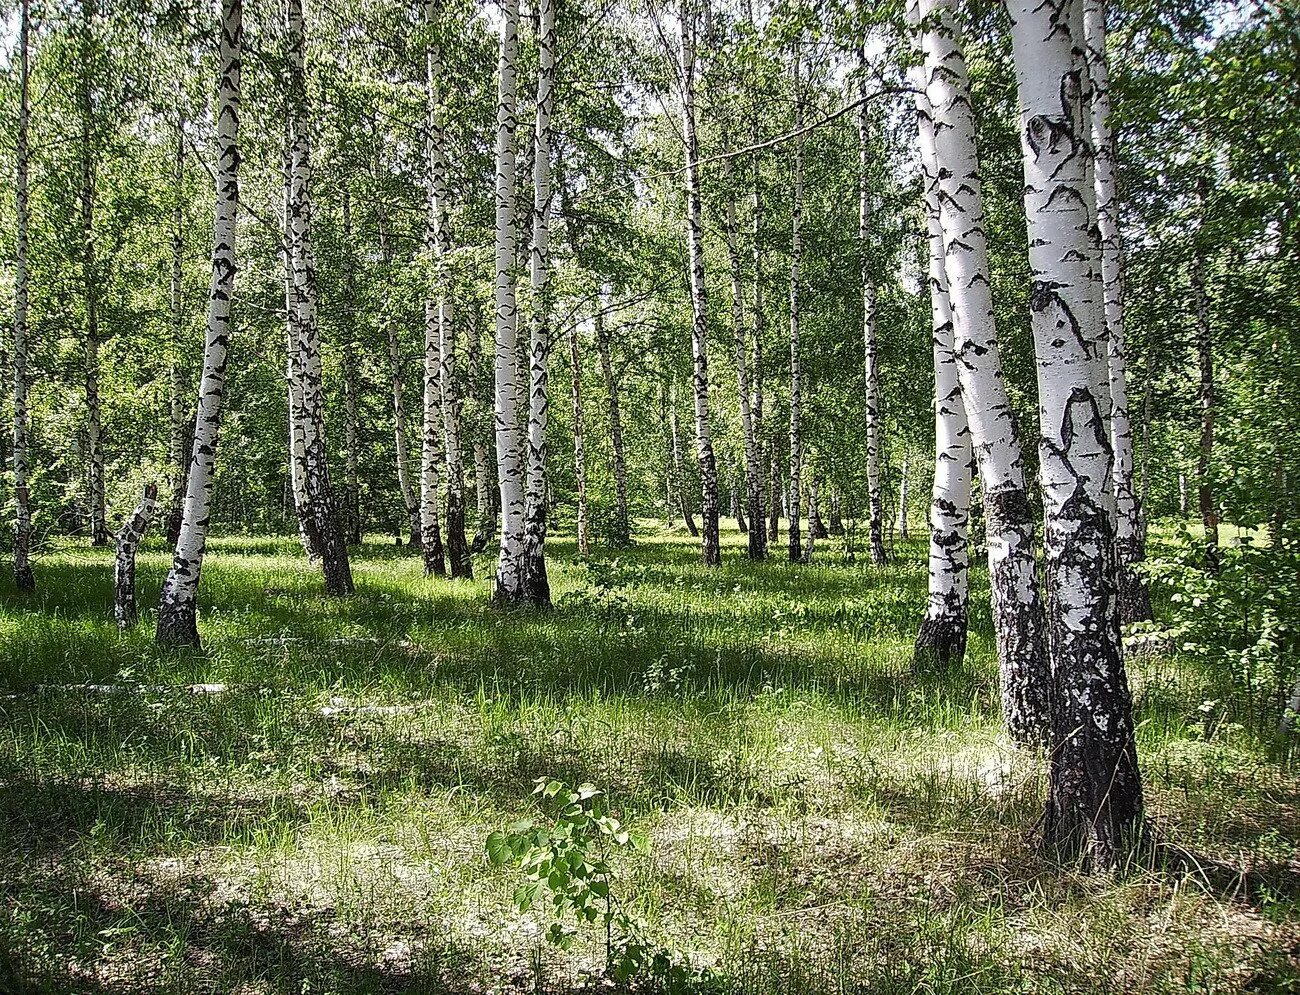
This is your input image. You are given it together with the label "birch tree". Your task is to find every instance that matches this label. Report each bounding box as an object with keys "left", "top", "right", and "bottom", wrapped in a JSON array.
[
  {"left": 493, "top": 0, "right": 528, "bottom": 602},
  {"left": 1193, "top": 173, "right": 1219, "bottom": 568},
  {"left": 285, "top": 0, "right": 353, "bottom": 595},
  {"left": 914, "top": 84, "right": 973, "bottom": 669},
  {"left": 339, "top": 186, "right": 362, "bottom": 545},
  {"left": 679, "top": 0, "right": 721, "bottom": 566},
  {"left": 1083, "top": 0, "right": 1151, "bottom": 621},
  {"left": 522, "top": 0, "right": 557, "bottom": 605},
  {"left": 426, "top": 0, "right": 471, "bottom": 579},
  {"left": 114, "top": 484, "right": 157, "bottom": 630},
  {"left": 1007, "top": 0, "right": 1145, "bottom": 866},
  {"left": 166, "top": 109, "right": 190, "bottom": 546},
  {"left": 569, "top": 323, "right": 589, "bottom": 556},
  {"left": 11, "top": 0, "right": 35, "bottom": 592},
  {"left": 156, "top": 0, "right": 242, "bottom": 646},
  {"left": 915, "top": 0, "right": 1049, "bottom": 745},
  {"left": 80, "top": 0, "right": 108, "bottom": 547},
  {"left": 595, "top": 301, "right": 630, "bottom": 546},
  {"left": 858, "top": 48, "right": 887, "bottom": 565},
  {"left": 787, "top": 54, "right": 805, "bottom": 565}
]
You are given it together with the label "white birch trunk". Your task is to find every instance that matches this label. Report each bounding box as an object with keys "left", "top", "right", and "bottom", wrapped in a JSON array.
[
  {"left": 339, "top": 185, "right": 361, "bottom": 545},
  {"left": 1084, "top": 0, "right": 1150, "bottom": 622},
  {"left": 569, "top": 323, "right": 589, "bottom": 556},
  {"left": 858, "top": 50, "right": 887, "bottom": 566},
  {"left": 156, "top": 0, "right": 241, "bottom": 646},
  {"left": 787, "top": 55, "right": 805, "bottom": 565},
  {"left": 286, "top": 0, "right": 353, "bottom": 596},
  {"left": 914, "top": 100, "right": 972, "bottom": 670},
  {"left": 114, "top": 484, "right": 157, "bottom": 630},
  {"left": 521, "top": 0, "right": 556, "bottom": 605},
  {"left": 595, "top": 296, "right": 630, "bottom": 546},
  {"left": 11, "top": 0, "right": 35, "bottom": 592},
  {"left": 468, "top": 311, "right": 496, "bottom": 553},
  {"left": 1008, "top": 0, "right": 1144, "bottom": 866},
  {"left": 493, "top": 0, "right": 527, "bottom": 602},
  {"left": 1193, "top": 174, "right": 1219, "bottom": 567},
  {"left": 916, "top": 0, "right": 1049, "bottom": 745},
  {"left": 80, "top": 0, "right": 107, "bottom": 548},
  {"left": 679, "top": 1, "right": 721, "bottom": 566},
  {"left": 668, "top": 381, "right": 698, "bottom": 536},
  {"left": 166, "top": 109, "right": 190, "bottom": 547}
]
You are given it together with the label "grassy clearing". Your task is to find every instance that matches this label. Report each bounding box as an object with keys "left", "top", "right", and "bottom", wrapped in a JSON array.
[{"left": 0, "top": 525, "right": 1297, "bottom": 993}]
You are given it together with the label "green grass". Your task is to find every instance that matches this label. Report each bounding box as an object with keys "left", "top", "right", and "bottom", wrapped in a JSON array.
[{"left": 0, "top": 524, "right": 1297, "bottom": 993}]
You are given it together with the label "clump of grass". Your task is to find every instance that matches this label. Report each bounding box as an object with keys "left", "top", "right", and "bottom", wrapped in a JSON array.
[{"left": 0, "top": 529, "right": 1297, "bottom": 993}]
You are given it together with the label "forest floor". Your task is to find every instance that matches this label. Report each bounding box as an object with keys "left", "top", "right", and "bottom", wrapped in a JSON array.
[{"left": 0, "top": 525, "right": 1297, "bottom": 994}]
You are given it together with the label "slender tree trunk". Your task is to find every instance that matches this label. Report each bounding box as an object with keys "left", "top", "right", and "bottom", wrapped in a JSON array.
[
  {"left": 858, "top": 50, "right": 887, "bottom": 565},
  {"left": 11, "top": 0, "right": 35, "bottom": 592},
  {"left": 1008, "top": 0, "right": 1144, "bottom": 868},
  {"left": 595, "top": 299, "right": 630, "bottom": 546},
  {"left": 1085, "top": 0, "right": 1150, "bottom": 622},
  {"left": 895, "top": 454, "right": 910, "bottom": 541},
  {"left": 521, "top": 0, "right": 556, "bottom": 605},
  {"left": 916, "top": 0, "right": 1049, "bottom": 746},
  {"left": 425, "top": 0, "right": 469, "bottom": 579},
  {"left": 787, "top": 56, "right": 805, "bottom": 565},
  {"left": 1193, "top": 173, "right": 1219, "bottom": 569},
  {"left": 157, "top": 0, "right": 241, "bottom": 646},
  {"left": 469, "top": 312, "right": 496, "bottom": 552},
  {"left": 283, "top": 136, "right": 317, "bottom": 562},
  {"left": 751, "top": 137, "right": 768, "bottom": 541},
  {"left": 114, "top": 484, "right": 157, "bottom": 630},
  {"left": 80, "top": 0, "right": 108, "bottom": 547},
  {"left": 767, "top": 450, "right": 780, "bottom": 542},
  {"left": 570, "top": 324, "right": 589, "bottom": 556},
  {"left": 339, "top": 186, "right": 362, "bottom": 545},
  {"left": 914, "top": 128, "right": 973, "bottom": 671},
  {"left": 493, "top": 0, "right": 527, "bottom": 602},
  {"left": 679, "top": 2, "right": 721, "bottom": 566},
  {"left": 1179, "top": 472, "right": 1188, "bottom": 517},
  {"left": 166, "top": 110, "right": 190, "bottom": 547},
  {"left": 828, "top": 491, "right": 844, "bottom": 535},
  {"left": 286, "top": 0, "right": 353, "bottom": 596},
  {"left": 669, "top": 383, "right": 698, "bottom": 536},
  {"left": 1139, "top": 366, "right": 1152, "bottom": 537}
]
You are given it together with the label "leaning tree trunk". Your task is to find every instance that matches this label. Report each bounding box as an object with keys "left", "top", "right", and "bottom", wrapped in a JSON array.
[
  {"left": 166, "top": 109, "right": 190, "bottom": 547},
  {"left": 787, "top": 61, "right": 806, "bottom": 566},
  {"left": 1193, "top": 173, "right": 1219, "bottom": 570},
  {"left": 80, "top": 0, "right": 107, "bottom": 548},
  {"left": 286, "top": 0, "right": 353, "bottom": 596},
  {"left": 679, "top": 2, "right": 721, "bottom": 566},
  {"left": 1084, "top": 0, "right": 1150, "bottom": 622},
  {"left": 808, "top": 475, "right": 828, "bottom": 540},
  {"left": 1008, "top": 0, "right": 1144, "bottom": 869},
  {"left": 157, "top": 0, "right": 241, "bottom": 647},
  {"left": 916, "top": 0, "right": 1049, "bottom": 746},
  {"left": 426, "top": 0, "right": 470, "bottom": 579},
  {"left": 492, "top": 0, "right": 527, "bottom": 602},
  {"left": 914, "top": 121, "right": 973, "bottom": 671},
  {"left": 339, "top": 186, "right": 362, "bottom": 545},
  {"left": 11, "top": 0, "right": 35, "bottom": 592},
  {"left": 595, "top": 298, "right": 630, "bottom": 546},
  {"left": 858, "top": 50, "right": 887, "bottom": 566},
  {"left": 668, "top": 383, "right": 698, "bottom": 537},
  {"left": 569, "top": 323, "right": 589, "bottom": 556},
  {"left": 521, "top": 0, "right": 556, "bottom": 606},
  {"left": 114, "top": 484, "right": 157, "bottom": 630}
]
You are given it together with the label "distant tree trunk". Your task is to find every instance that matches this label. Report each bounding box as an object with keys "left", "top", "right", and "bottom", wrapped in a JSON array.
[
  {"left": 1008, "top": 0, "right": 1144, "bottom": 868},
  {"left": 894, "top": 454, "right": 910, "bottom": 541},
  {"left": 80, "top": 0, "right": 108, "bottom": 548},
  {"left": 521, "top": 0, "right": 556, "bottom": 605},
  {"left": 166, "top": 110, "right": 189, "bottom": 547},
  {"left": 787, "top": 57, "right": 806, "bottom": 565},
  {"left": 750, "top": 135, "right": 768, "bottom": 540},
  {"left": 1193, "top": 173, "right": 1219, "bottom": 569},
  {"left": 157, "top": 0, "right": 241, "bottom": 646},
  {"left": 569, "top": 324, "right": 589, "bottom": 556},
  {"left": 595, "top": 299, "right": 630, "bottom": 546},
  {"left": 286, "top": 0, "right": 353, "bottom": 596},
  {"left": 914, "top": 124, "right": 972, "bottom": 671},
  {"left": 767, "top": 450, "right": 780, "bottom": 542},
  {"left": 1139, "top": 366, "right": 1153, "bottom": 534},
  {"left": 858, "top": 48, "right": 887, "bottom": 566},
  {"left": 1085, "top": 0, "right": 1150, "bottom": 622},
  {"left": 808, "top": 476, "right": 828, "bottom": 540},
  {"left": 679, "top": 1, "right": 721, "bottom": 566},
  {"left": 493, "top": 0, "right": 527, "bottom": 602},
  {"left": 828, "top": 491, "right": 844, "bottom": 535},
  {"left": 426, "top": 0, "right": 469, "bottom": 579},
  {"left": 469, "top": 312, "right": 496, "bottom": 552},
  {"left": 916, "top": 0, "right": 1049, "bottom": 746},
  {"left": 11, "top": 0, "right": 35, "bottom": 592},
  {"left": 1179, "top": 472, "right": 1188, "bottom": 517},
  {"left": 339, "top": 186, "right": 362, "bottom": 545},
  {"left": 114, "top": 484, "right": 157, "bottom": 630},
  {"left": 669, "top": 383, "right": 698, "bottom": 537}
]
